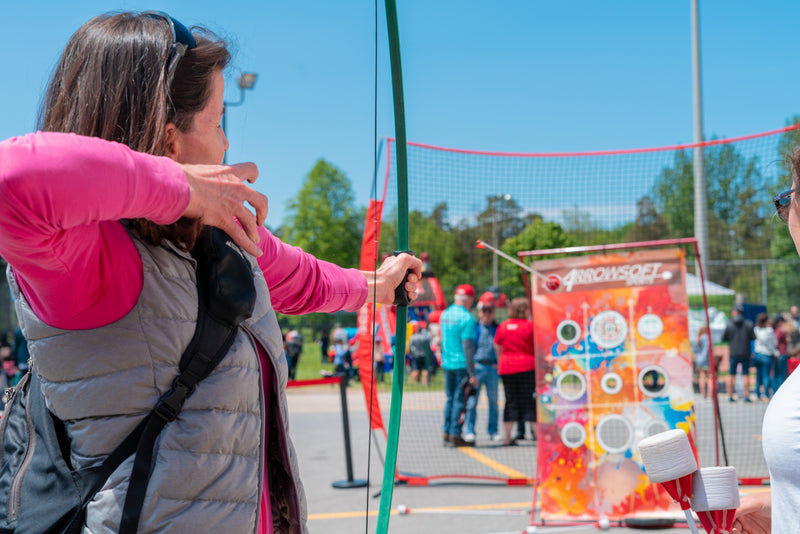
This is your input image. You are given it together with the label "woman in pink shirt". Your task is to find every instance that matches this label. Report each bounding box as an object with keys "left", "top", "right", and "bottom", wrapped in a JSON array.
[
  {"left": 493, "top": 297, "right": 536, "bottom": 446},
  {"left": 0, "top": 11, "right": 419, "bottom": 534}
]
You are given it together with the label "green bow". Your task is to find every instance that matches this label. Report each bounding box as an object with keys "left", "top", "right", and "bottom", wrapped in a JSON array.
[{"left": 376, "top": 0, "right": 409, "bottom": 532}]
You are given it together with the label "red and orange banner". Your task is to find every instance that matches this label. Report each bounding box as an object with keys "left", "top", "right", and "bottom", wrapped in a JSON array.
[{"left": 355, "top": 198, "right": 389, "bottom": 432}]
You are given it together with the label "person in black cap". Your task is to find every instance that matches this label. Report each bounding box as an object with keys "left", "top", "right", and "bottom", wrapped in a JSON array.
[{"left": 722, "top": 304, "right": 755, "bottom": 402}]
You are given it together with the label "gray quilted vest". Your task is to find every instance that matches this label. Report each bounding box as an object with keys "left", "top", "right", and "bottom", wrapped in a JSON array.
[{"left": 7, "top": 233, "right": 308, "bottom": 533}]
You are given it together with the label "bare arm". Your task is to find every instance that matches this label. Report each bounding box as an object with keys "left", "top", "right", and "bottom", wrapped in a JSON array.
[{"left": 732, "top": 492, "right": 771, "bottom": 534}]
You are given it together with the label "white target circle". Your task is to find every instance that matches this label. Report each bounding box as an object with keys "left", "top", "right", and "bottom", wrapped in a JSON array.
[
  {"left": 637, "top": 313, "right": 664, "bottom": 340},
  {"left": 643, "top": 419, "right": 670, "bottom": 439},
  {"left": 590, "top": 310, "right": 628, "bottom": 349},
  {"left": 595, "top": 414, "right": 634, "bottom": 454},
  {"left": 556, "top": 370, "right": 587, "bottom": 401},
  {"left": 561, "top": 422, "right": 587, "bottom": 449},
  {"left": 556, "top": 319, "right": 581, "bottom": 346},
  {"left": 600, "top": 372, "right": 624, "bottom": 395},
  {"left": 638, "top": 365, "right": 670, "bottom": 398}
]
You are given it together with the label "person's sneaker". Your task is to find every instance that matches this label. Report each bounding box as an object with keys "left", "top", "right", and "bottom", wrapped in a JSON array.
[
  {"left": 443, "top": 433, "right": 452, "bottom": 445},
  {"left": 729, "top": 396, "right": 736, "bottom": 403},
  {"left": 490, "top": 434, "right": 503, "bottom": 442},
  {"left": 463, "top": 432, "right": 476, "bottom": 444},
  {"left": 451, "top": 436, "right": 475, "bottom": 447}
]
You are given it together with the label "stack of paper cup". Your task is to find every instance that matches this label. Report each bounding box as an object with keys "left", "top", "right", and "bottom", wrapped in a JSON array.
[
  {"left": 690, "top": 467, "right": 740, "bottom": 534},
  {"left": 638, "top": 429, "right": 698, "bottom": 510}
]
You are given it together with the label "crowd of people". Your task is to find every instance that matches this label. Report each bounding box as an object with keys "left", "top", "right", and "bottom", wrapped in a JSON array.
[
  {"left": 694, "top": 304, "right": 800, "bottom": 402},
  {"left": 291, "top": 283, "right": 534, "bottom": 449},
  {"left": 435, "top": 284, "right": 536, "bottom": 448}
]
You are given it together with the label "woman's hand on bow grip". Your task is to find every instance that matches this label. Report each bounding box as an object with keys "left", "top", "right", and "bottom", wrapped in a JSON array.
[
  {"left": 363, "top": 253, "right": 423, "bottom": 306},
  {"left": 180, "top": 162, "right": 268, "bottom": 257}
]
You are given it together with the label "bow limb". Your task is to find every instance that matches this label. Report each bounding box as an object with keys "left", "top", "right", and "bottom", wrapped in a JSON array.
[{"left": 376, "top": 0, "right": 409, "bottom": 532}]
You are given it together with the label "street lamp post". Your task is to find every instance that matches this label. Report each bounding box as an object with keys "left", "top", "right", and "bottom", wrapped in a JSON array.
[{"left": 222, "top": 72, "right": 258, "bottom": 164}]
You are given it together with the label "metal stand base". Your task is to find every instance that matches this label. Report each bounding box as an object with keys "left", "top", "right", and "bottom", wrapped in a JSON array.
[{"left": 332, "top": 478, "right": 369, "bottom": 489}]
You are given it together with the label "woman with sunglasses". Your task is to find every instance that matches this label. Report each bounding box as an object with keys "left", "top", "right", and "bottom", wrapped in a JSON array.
[
  {"left": 0, "top": 12, "right": 420, "bottom": 534},
  {"left": 732, "top": 171, "right": 800, "bottom": 532}
]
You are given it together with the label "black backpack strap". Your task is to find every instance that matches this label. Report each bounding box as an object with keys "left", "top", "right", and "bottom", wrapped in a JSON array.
[{"left": 119, "top": 227, "right": 256, "bottom": 534}]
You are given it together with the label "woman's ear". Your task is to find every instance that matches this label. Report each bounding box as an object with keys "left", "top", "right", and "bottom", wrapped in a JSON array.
[{"left": 164, "top": 123, "right": 179, "bottom": 159}]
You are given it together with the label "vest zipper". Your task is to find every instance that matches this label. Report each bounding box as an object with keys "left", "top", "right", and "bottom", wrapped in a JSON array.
[
  {"left": 0, "top": 372, "right": 30, "bottom": 484},
  {"left": 8, "top": 374, "right": 35, "bottom": 521},
  {"left": 242, "top": 326, "right": 266, "bottom": 534}
]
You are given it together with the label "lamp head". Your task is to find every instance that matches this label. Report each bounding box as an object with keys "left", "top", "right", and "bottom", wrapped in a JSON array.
[{"left": 238, "top": 72, "right": 258, "bottom": 89}]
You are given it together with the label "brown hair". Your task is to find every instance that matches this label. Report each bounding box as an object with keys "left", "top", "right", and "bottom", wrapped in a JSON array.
[
  {"left": 792, "top": 146, "right": 800, "bottom": 186},
  {"left": 696, "top": 325, "right": 708, "bottom": 344},
  {"left": 508, "top": 297, "right": 530, "bottom": 319},
  {"left": 756, "top": 312, "right": 769, "bottom": 328},
  {"left": 38, "top": 12, "right": 231, "bottom": 251}
]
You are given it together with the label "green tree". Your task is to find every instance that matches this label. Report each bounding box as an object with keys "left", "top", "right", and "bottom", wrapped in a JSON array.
[
  {"left": 283, "top": 159, "right": 362, "bottom": 268},
  {"left": 652, "top": 150, "right": 694, "bottom": 239},
  {"left": 706, "top": 144, "right": 771, "bottom": 260},
  {"left": 379, "top": 203, "right": 467, "bottom": 292},
  {"left": 561, "top": 206, "right": 631, "bottom": 248},
  {"left": 650, "top": 141, "right": 778, "bottom": 292},
  {"left": 454, "top": 195, "right": 528, "bottom": 291},
  {"left": 627, "top": 195, "right": 670, "bottom": 243},
  {"left": 475, "top": 194, "right": 526, "bottom": 244},
  {"left": 499, "top": 220, "right": 574, "bottom": 291}
]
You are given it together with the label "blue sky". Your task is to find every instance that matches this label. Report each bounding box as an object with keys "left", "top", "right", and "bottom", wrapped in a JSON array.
[{"left": 2, "top": 1, "right": 799, "bottom": 228}]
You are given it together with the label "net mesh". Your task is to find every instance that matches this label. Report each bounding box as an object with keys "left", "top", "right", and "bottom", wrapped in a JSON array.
[{"left": 366, "top": 124, "right": 800, "bottom": 488}]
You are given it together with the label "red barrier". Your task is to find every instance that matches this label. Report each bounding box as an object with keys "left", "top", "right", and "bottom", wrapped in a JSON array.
[{"left": 286, "top": 377, "right": 340, "bottom": 388}]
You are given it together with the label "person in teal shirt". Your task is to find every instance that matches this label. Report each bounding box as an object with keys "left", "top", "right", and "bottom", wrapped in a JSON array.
[{"left": 439, "top": 284, "right": 478, "bottom": 446}]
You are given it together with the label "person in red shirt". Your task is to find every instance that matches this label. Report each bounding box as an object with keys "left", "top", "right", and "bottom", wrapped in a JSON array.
[{"left": 493, "top": 297, "right": 536, "bottom": 446}]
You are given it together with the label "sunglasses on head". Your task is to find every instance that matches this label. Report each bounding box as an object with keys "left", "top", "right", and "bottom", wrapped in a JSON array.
[
  {"left": 141, "top": 11, "right": 197, "bottom": 91},
  {"left": 773, "top": 187, "right": 798, "bottom": 223}
]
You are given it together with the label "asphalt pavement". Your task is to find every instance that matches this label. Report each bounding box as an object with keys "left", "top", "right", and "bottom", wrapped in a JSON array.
[{"left": 284, "top": 384, "right": 740, "bottom": 534}]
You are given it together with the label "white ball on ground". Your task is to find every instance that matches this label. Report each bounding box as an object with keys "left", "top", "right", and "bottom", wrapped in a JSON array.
[
  {"left": 525, "top": 526, "right": 537, "bottom": 533},
  {"left": 598, "top": 517, "right": 610, "bottom": 530},
  {"left": 397, "top": 505, "right": 408, "bottom": 515}
]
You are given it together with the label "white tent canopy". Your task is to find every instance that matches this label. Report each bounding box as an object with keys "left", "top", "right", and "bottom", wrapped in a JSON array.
[{"left": 685, "top": 272, "right": 736, "bottom": 296}]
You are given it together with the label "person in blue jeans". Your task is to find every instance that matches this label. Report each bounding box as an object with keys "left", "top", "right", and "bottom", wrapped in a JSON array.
[
  {"left": 440, "top": 284, "right": 478, "bottom": 447},
  {"left": 464, "top": 300, "right": 500, "bottom": 443},
  {"left": 753, "top": 312, "right": 778, "bottom": 399}
]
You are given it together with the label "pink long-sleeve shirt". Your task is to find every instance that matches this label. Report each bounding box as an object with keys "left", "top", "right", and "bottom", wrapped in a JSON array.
[{"left": 0, "top": 131, "right": 368, "bottom": 533}]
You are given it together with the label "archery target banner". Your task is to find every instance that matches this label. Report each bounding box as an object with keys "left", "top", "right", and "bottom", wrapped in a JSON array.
[{"left": 532, "top": 248, "right": 696, "bottom": 521}]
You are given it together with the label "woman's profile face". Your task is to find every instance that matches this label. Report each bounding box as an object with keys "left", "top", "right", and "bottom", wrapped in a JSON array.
[{"left": 169, "top": 69, "right": 229, "bottom": 165}]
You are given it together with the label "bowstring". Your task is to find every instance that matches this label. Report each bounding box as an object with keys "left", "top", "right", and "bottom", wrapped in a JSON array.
[{"left": 363, "top": 0, "right": 379, "bottom": 530}]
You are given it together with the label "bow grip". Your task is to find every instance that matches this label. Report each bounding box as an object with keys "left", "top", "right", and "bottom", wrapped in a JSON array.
[{"left": 392, "top": 250, "right": 416, "bottom": 307}]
